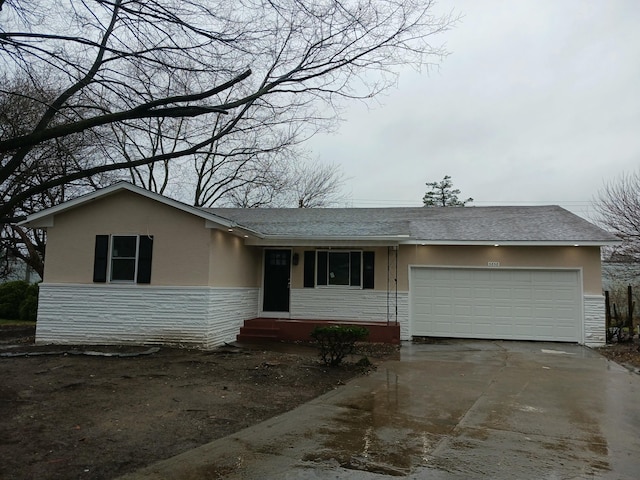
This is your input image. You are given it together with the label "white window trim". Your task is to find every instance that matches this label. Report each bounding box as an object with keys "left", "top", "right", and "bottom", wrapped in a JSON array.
[
  {"left": 109, "top": 235, "right": 140, "bottom": 283},
  {"left": 316, "top": 250, "right": 363, "bottom": 289}
]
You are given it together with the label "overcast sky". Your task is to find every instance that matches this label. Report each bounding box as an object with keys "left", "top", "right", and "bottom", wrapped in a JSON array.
[{"left": 307, "top": 0, "right": 640, "bottom": 219}]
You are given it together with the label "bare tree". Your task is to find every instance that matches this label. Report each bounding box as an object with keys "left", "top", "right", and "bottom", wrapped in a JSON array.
[
  {"left": 222, "top": 156, "right": 347, "bottom": 208},
  {"left": 0, "top": 76, "right": 114, "bottom": 277},
  {"left": 286, "top": 158, "right": 347, "bottom": 208},
  {"left": 594, "top": 170, "right": 640, "bottom": 262},
  {"left": 423, "top": 175, "right": 473, "bottom": 207},
  {"left": 0, "top": 0, "right": 456, "bottom": 219}
]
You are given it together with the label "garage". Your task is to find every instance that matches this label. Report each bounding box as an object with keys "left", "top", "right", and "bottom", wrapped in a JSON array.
[{"left": 410, "top": 267, "right": 582, "bottom": 342}]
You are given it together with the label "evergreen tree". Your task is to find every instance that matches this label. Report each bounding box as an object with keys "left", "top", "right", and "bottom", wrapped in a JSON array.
[{"left": 423, "top": 175, "right": 473, "bottom": 207}]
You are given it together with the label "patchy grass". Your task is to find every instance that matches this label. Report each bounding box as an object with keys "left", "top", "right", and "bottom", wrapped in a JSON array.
[{"left": 0, "top": 319, "right": 35, "bottom": 326}]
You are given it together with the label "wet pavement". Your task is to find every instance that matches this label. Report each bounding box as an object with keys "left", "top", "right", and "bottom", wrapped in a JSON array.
[{"left": 119, "top": 340, "right": 640, "bottom": 479}]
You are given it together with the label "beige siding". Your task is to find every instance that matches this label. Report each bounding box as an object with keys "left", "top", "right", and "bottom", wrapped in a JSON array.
[
  {"left": 44, "top": 190, "right": 211, "bottom": 286},
  {"left": 290, "top": 247, "right": 304, "bottom": 288},
  {"left": 208, "top": 230, "right": 261, "bottom": 287},
  {"left": 398, "top": 245, "right": 603, "bottom": 294}
]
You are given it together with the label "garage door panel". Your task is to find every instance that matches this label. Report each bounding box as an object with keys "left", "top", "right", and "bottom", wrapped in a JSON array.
[
  {"left": 411, "top": 268, "right": 581, "bottom": 342},
  {"left": 494, "top": 288, "right": 513, "bottom": 300},
  {"left": 513, "top": 306, "right": 532, "bottom": 317},
  {"left": 434, "top": 304, "right": 452, "bottom": 315},
  {"left": 534, "top": 289, "right": 555, "bottom": 301},
  {"left": 454, "top": 305, "right": 472, "bottom": 316},
  {"left": 494, "top": 306, "right": 513, "bottom": 318},
  {"left": 512, "top": 288, "right": 533, "bottom": 300}
]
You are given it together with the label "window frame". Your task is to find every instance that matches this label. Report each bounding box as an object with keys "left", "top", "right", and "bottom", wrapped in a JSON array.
[
  {"left": 109, "top": 235, "right": 140, "bottom": 283},
  {"left": 316, "top": 250, "right": 363, "bottom": 288},
  {"left": 93, "top": 234, "right": 153, "bottom": 284}
]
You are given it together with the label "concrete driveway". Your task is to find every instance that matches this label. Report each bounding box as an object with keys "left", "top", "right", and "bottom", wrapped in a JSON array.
[{"left": 120, "top": 341, "right": 640, "bottom": 479}]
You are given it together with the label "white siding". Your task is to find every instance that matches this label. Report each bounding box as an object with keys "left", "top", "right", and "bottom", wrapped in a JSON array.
[
  {"left": 290, "top": 288, "right": 408, "bottom": 331},
  {"left": 583, "top": 295, "right": 606, "bottom": 347},
  {"left": 206, "top": 288, "right": 260, "bottom": 348},
  {"left": 36, "top": 284, "right": 259, "bottom": 349}
]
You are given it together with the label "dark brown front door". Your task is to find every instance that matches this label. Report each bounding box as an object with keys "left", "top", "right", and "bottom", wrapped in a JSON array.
[{"left": 263, "top": 249, "right": 291, "bottom": 312}]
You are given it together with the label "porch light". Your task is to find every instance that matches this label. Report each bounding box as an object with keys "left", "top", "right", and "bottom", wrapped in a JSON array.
[
  {"left": 494, "top": 244, "right": 500, "bottom": 247},
  {"left": 228, "top": 228, "right": 233, "bottom": 232}
]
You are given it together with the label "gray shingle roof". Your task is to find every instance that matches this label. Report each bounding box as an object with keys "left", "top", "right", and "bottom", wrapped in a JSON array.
[
  {"left": 21, "top": 183, "right": 616, "bottom": 245},
  {"left": 205, "top": 206, "right": 617, "bottom": 244}
]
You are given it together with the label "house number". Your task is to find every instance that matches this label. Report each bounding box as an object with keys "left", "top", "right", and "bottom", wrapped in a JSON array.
[{"left": 488, "top": 261, "right": 500, "bottom": 267}]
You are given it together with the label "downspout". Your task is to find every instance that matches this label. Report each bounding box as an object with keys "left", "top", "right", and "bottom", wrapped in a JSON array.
[
  {"left": 386, "top": 245, "right": 399, "bottom": 326},
  {"left": 387, "top": 246, "right": 390, "bottom": 325},
  {"left": 395, "top": 245, "right": 398, "bottom": 325}
]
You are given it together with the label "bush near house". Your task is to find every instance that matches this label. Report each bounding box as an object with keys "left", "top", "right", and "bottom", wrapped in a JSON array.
[
  {"left": 311, "top": 325, "right": 369, "bottom": 366},
  {"left": 0, "top": 281, "right": 38, "bottom": 321}
]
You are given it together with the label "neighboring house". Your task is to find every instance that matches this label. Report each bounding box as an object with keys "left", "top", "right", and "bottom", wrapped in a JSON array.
[{"left": 20, "top": 182, "right": 618, "bottom": 348}]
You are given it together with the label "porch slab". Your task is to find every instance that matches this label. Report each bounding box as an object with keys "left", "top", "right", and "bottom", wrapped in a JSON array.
[{"left": 237, "top": 318, "right": 401, "bottom": 344}]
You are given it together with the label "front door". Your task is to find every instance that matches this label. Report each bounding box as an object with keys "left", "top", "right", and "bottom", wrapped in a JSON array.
[{"left": 263, "top": 249, "right": 291, "bottom": 312}]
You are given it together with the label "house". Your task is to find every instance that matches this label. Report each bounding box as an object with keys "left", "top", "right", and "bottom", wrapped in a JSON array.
[{"left": 20, "top": 182, "right": 618, "bottom": 348}]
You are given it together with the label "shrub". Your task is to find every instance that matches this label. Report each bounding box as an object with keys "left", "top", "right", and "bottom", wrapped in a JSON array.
[
  {"left": 310, "top": 325, "right": 369, "bottom": 366},
  {"left": 0, "top": 281, "right": 38, "bottom": 321},
  {"left": 19, "top": 283, "right": 39, "bottom": 321},
  {"left": 0, "top": 281, "right": 29, "bottom": 320}
]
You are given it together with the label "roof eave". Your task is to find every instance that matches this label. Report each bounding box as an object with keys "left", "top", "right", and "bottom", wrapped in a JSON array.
[
  {"left": 18, "top": 182, "right": 260, "bottom": 235},
  {"left": 403, "top": 240, "right": 620, "bottom": 247},
  {"left": 245, "top": 234, "right": 407, "bottom": 247}
]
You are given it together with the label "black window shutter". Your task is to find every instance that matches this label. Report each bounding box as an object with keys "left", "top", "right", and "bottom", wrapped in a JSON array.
[
  {"left": 303, "top": 251, "right": 315, "bottom": 288},
  {"left": 93, "top": 235, "right": 109, "bottom": 283},
  {"left": 137, "top": 235, "right": 153, "bottom": 284},
  {"left": 350, "top": 251, "right": 361, "bottom": 286},
  {"left": 363, "top": 251, "right": 375, "bottom": 289},
  {"left": 316, "top": 251, "right": 328, "bottom": 286}
]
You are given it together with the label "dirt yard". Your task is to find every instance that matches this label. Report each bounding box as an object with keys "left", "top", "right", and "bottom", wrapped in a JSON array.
[
  {"left": 0, "top": 325, "right": 396, "bottom": 480},
  {"left": 1, "top": 325, "right": 638, "bottom": 480},
  {"left": 597, "top": 338, "right": 640, "bottom": 371}
]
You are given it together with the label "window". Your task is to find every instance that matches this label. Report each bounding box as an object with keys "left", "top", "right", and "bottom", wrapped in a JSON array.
[
  {"left": 111, "top": 236, "right": 137, "bottom": 281},
  {"left": 328, "top": 251, "right": 350, "bottom": 285},
  {"left": 309, "top": 250, "right": 374, "bottom": 288},
  {"left": 93, "top": 235, "right": 153, "bottom": 284}
]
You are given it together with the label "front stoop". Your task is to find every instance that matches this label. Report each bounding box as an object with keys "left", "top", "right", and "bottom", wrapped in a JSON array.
[
  {"left": 236, "top": 318, "right": 401, "bottom": 344},
  {"left": 237, "top": 318, "right": 281, "bottom": 343}
]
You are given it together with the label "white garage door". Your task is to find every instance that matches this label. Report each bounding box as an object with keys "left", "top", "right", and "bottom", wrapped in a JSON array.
[{"left": 410, "top": 268, "right": 582, "bottom": 342}]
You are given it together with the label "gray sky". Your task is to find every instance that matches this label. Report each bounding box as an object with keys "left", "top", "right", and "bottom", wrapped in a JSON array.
[{"left": 308, "top": 0, "right": 640, "bottom": 219}]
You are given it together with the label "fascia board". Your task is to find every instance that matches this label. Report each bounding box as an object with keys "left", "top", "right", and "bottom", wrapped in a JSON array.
[
  {"left": 205, "top": 220, "right": 263, "bottom": 238},
  {"left": 402, "top": 240, "right": 621, "bottom": 247},
  {"left": 244, "top": 235, "right": 403, "bottom": 247}
]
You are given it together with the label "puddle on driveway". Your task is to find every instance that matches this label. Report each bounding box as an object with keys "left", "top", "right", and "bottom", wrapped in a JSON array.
[
  {"left": 305, "top": 349, "right": 616, "bottom": 478},
  {"left": 304, "top": 370, "right": 466, "bottom": 475}
]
